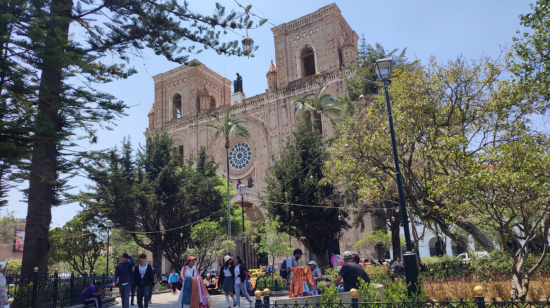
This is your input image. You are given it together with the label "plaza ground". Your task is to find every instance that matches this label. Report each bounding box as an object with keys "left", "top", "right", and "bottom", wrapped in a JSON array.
[{"left": 110, "top": 292, "right": 289, "bottom": 308}]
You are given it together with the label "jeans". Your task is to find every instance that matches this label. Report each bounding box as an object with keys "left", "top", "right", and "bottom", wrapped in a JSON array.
[
  {"left": 136, "top": 285, "right": 151, "bottom": 308},
  {"left": 234, "top": 282, "right": 252, "bottom": 306},
  {"left": 171, "top": 282, "right": 178, "bottom": 294},
  {"left": 119, "top": 284, "right": 131, "bottom": 308},
  {"left": 83, "top": 296, "right": 102, "bottom": 308},
  {"left": 131, "top": 286, "right": 135, "bottom": 304}
]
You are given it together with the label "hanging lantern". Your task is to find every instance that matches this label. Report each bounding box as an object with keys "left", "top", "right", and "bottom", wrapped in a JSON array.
[
  {"left": 291, "top": 211, "right": 294, "bottom": 217},
  {"left": 345, "top": 143, "right": 349, "bottom": 149},
  {"left": 241, "top": 30, "right": 254, "bottom": 58},
  {"left": 180, "top": 233, "right": 183, "bottom": 238},
  {"left": 161, "top": 235, "right": 164, "bottom": 241},
  {"left": 309, "top": 175, "right": 314, "bottom": 183},
  {"left": 391, "top": 216, "right": 395, "bottom": 222},
  {"left": 284, "top": 191, "right": 288, "bottom": 200}
]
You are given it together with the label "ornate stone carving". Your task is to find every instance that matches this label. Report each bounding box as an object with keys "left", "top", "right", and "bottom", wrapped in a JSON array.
[
  {"left": 280, "top": 106, "right": 288, "bottom": 126},
  {"left": 269, "top": 110, "right": 278, "bottom": 129}
]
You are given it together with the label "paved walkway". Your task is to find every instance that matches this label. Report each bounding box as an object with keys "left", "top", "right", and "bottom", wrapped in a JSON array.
[{"left": 111, "top": 292, "right": 290, "bottom": 308}]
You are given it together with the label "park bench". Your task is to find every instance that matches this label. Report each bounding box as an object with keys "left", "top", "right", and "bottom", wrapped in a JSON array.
[{"left": 67, "top": 296, "right": 117, "bottom": 308}]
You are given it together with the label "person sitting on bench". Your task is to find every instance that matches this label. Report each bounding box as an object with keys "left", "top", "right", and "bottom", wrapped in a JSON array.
[
  {"left": 81, "top": 282, "right": 105, "bottom": 308},
  {"left": 204, "top": 273, "right": 217, "bottom": 290}
]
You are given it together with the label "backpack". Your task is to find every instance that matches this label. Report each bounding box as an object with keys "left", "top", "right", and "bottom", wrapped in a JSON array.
[{"left": 279, "top": 258, "right": 288, "bottom": 280}]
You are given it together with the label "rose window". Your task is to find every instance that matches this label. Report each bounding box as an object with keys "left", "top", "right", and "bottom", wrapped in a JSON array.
[{"left": 229, "top": 142, "right": 252, "bottom": 170}]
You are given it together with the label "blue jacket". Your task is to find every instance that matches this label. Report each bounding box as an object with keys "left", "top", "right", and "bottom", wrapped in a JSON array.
[{"left": 113, "top": 255, "right": 135, "bottom": 285}]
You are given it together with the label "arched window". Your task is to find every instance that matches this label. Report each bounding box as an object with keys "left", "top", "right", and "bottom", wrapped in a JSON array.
[
  {"left": 178, "top": 145, "right": 184, "bottom": 165},
  {"left": 172, "top": 93, "right": 182, "bottom": 119},
  {"left": 300, "top": 46, "right": 316, "bottom": 78},
  {"left": 210, "top": 95, "right": 216, "bottom": 110}
]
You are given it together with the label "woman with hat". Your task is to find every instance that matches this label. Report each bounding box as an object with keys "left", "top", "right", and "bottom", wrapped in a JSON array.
[
  {"left": 217, "top": 255, "right": 236, "bottom": 308},
  {"left": 177, "top": 256, "right": 210, "bottom": 308}
]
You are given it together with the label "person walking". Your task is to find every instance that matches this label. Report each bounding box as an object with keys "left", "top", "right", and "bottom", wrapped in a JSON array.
[
  {"left": 234, "top": 256, "right": 253, "bottom": 307},
  {"left": 327, "top": 251, "right": 370, "bottom": 291},
  {"left": 218, "top": 255, "right": 236, "bottom": 308},
  {"left": 168, "top": 269, "right": 180, "bottom": 295},
  {"left": 112, "top": 253, "right": 135, "bottom": 308},
  {"left": 133, "top": 254, "right": 155, "bottom": 308},
  {"left": 177, "top": 256, "right": 210, "bottom": 308}
]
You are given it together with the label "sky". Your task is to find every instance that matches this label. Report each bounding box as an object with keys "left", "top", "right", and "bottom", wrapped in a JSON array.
[{"left": 4, "top": 0, "right": 533, "bottom": 226}]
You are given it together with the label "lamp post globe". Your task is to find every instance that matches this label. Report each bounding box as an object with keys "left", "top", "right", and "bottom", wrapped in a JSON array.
[
  {"left": 375, "top": 58, "right": 392, "bottom": 82},
  {"left": 238, "top": 184, "right": 247, "bottom": 264},
  {"left": 242, "top": 36, "right": 254, "bottom": 58},
  {"left": 376, "top": 57, "right": 420, "bottom": 296}
]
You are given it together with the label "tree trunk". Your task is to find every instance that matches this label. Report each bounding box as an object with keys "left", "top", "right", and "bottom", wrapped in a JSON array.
[
  {"left": 154, "top": 246, "right": 162, "bottom": 279},
  {"left": 226, "top": 146, "right": 231, "bottom": 239},
  {"left": 391, "top": 219, "right": 401, "bottom": 260},
  {"left": 21, "top": 0, "right": 72, "bottom": 280},
  {"left": 455, "top": 216, "right": 495, "bottom": 252}
]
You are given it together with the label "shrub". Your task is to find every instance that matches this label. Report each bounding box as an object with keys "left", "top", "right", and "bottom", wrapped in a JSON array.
[
  {"left": 364, "top": 266, "right": 393, "bottom": 286},
  {"left": 471, "top": 250, "right": 550, "bottom": 281}
]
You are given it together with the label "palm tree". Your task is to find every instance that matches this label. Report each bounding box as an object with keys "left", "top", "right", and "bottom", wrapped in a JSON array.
[
  {"left": 293, "top": 85, "right": 342, "bottom": 131},
  {"left": 205, "top": 110, "right": 250, "bottom": 239}
]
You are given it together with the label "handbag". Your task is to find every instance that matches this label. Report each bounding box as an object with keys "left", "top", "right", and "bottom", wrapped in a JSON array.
[{"left": 207, "top": 297, "right": 213, "bottom": 307}]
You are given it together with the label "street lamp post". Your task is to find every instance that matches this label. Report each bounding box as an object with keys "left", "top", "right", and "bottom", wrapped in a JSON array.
[
  {"left": 238, "top": 184, "right": 247, "bottom": 264},
  {"left": 375, "top": 58, "right": 420, "bottom": 296},
  {"left": 105, "top": 220, "right": 113, "bottom": 276}
]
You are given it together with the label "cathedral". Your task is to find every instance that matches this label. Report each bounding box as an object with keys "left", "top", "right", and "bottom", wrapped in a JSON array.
[{"left": 145, "top": 3, "right": 379, "bottom": 268}]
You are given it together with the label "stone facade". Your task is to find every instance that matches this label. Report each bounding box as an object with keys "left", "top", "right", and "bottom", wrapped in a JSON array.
[{"left": 145, "top": 3, "right": 376, "bottom": 268}]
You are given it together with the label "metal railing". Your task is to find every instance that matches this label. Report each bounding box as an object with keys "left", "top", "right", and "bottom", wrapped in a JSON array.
[
  {"left": 252, "top": 287, "right": 550, "bottom": 308},
  {"left": 7, "top": 269, "right": 113, "bottom": 308},
  {"left": 255, "top": 276, "right": 287, "bottom": 292}
]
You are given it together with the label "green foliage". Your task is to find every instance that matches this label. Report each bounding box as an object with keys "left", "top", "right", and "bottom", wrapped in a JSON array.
[
  {"left": 78, "top": 133, "right": 229, "bottom": 271},
  {"left": 187, "top": 218, "right": 237, "bottom": 274},
  {"left": 320, "top": 282, "right": 339, "bottom": 306},
  {"left": 471, "top": 250, "right": 550, "bottom": 282},
  {"left": 353, "top": 229, "right": 405, "bottom": 260},
  {"left": 264, "top": 116, "right": 349, "bottom": 266},
  {"left": 2, "top": 0, "right": 265, "bottom": 277},
  {"left": 364, "top": 266, "right": 393, "bottom": 286},
  {"left": 251, "top": 218, "right": 293, "bottom": 269},
  {"left": 5, "top": 258, "right": 22, "bottom": 274},
  {"left": 511, "top": 0, "right": 550, "bottom": 100},
  {"left": 326, "top": 54, "right": 549, "bottom": 254},
  {"left": 341, "top": 38, "right": 410, "bottom": 109},
  {"left": 383, "top": 279, "right": 408, "bottom": 302},
  {"left": 421, "top": 255, "right": 461, "bottom": 265},
  {"left": 49, "top": 214, "right": 106, "bottom": 275},
  {"left": 293, "top": 85, "right": 342, "bottom": 125},
  {"left": 0, "top": 213, "right": 17, "bottom": 244},
  {"left": 358, "top": 277, "right": 380, "bottom": 302}
]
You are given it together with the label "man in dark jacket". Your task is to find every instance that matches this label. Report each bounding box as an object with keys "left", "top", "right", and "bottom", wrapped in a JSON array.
[
  {"left": 112, "top": 253, "right": 135, "bottom": 308},
  {"left": 134, "top": 254, "right": 155, "bottom": 308}
]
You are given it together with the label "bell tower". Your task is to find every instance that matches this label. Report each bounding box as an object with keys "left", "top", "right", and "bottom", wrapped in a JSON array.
[
  {"left": 271, "top": 3, "right": 358, "bottom": 88},
  {"left": 266, "top": 60, "right": 278, "bottom": 92}
]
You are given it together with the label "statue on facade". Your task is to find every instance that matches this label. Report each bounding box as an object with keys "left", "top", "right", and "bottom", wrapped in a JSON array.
[
  {"left": 247, "top": 176, "right": 254, "bottom": 188},
  {"left": 234, "top": 73, "right": 243, "bottom": 93}
]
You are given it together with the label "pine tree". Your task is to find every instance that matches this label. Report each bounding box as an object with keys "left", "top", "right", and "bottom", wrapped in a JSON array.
[
  {"left": 264, "top": 116, "right": 349, "bottom": 267},
  {"left": 78, "top": 133, "right": 239, "bottom": 271},
  {"left": 1, "top": 0, "right": 265, "bottom": 278}
]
